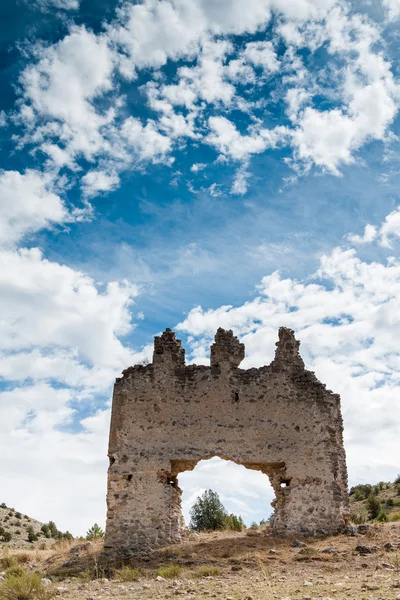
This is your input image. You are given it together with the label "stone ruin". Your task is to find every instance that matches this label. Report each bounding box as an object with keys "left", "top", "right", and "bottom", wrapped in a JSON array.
[{"left": 105, "top": 327, "right": 349, "bottom": 553}]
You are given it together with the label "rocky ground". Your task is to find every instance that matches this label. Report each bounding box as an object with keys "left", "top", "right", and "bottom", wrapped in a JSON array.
[{"left": 2, "top": 523, "right": 400, "bottom": 599}]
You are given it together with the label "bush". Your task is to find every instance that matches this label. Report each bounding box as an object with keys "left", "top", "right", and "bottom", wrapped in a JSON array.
[
  {"left": 5, "top": 565, "right": 25, "bottom": 578},
  {"left": 114, "top": 567, "right": 141, "bottom": 581},
  {"left": 394, "top": 474, "right": 400, "bottom": 485},
  {"left": 0, "top": 570, "right": 54, "bottom": 600},
  {"left": 0, "top": 503, "right": 6, "bottom": 509},
  {"left": 14, "top": 513, "right": 21, "bottom": 520},
  {"left": 349, "top": 484, "right": 372, "bottom": 501},
  {"left": 224, "top": 514, "right": 245, "bottom": 532},
  {"left": 156, "top": 564, "right": 182, "bottom": 579},
  {"left": 389, "top": 512, "right": 400, "bottom": 522},
  {"left": 351, "top": 512, "right": 366, "bottom": 525},
  {"left": 376, "top": 510, "right": 388, "bottom": 522},
  {"left": 366, "top": 494, "right": 381, "bottom": 520},
  {"left": 193, "top": 566, "right": 221, "bottom": 578},
  {"left": 189, "top": 490, "right": 228, "bottom": 531},
  {"left": 387, "top": 498, "right": 394, "bottom": 507},
  {"left": 86, "top": 524, "right": 104, "bottom": 540},
  {"left": 40, "top": 525, "right": 51, "bottom": 539},
  {"left": 0, "top": 527, "right": 11, "bottom": 542},
  {"left": 46, "top": 522, "right": 58, "bottom": 539},
  {"left": 27, "top": 526, "right": 38, "bottom": 543}
]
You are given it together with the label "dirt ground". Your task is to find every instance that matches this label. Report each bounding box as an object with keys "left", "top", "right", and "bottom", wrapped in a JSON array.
[{"left": 2, "top": 523, "right": 400, "bottom": 600}]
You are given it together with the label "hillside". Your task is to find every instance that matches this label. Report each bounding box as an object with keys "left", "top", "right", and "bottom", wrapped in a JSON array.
[
  {"left": 0, "top": 503, "right": 72, "bottom": 549},
  {"left": 349, "top": 478, "right": 400, "bottom": 523}
]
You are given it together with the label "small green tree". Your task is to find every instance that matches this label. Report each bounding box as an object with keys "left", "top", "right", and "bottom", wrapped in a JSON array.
[
  {"left": 189, "top": 490, "right": 228, "bottom": 531},
  {"left": 86, "top": 523, "right": 104, "bottom": 540},
  {"left": 0, "top": 503, "right": 6, "bottom": 509},
  {"left": 27, "top": 526, "right": 38, "bottom": 543},
  {"left": 224, "top": 513, "right": 245, "bottom": 531},
  {"left": 394, "top": 474, "right": 400, "bottom": 485},
  {"left": 376, "top": 510, "right": 388, "bottom": 522},
  {"left": 366, "top": 493, "right": 381, "bottom": 520},
  {"left": 41, "top": 524, "right": 51, "bottom": 538},
  {"left": 47, "top": 521, "right": 59, "bottom": 538}
]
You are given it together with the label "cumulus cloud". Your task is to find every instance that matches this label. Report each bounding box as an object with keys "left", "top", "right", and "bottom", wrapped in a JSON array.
[
  {"left": 81, "top": 170, "right": 120, "bottom": 198},
  {"left": 382, "top": 0, "right": 400, "bottom": 20},
  {"left": 0, "top": 170, "right": 69, "bottom": 245}
]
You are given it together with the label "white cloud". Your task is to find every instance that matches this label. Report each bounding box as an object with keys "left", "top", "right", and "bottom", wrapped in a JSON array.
[
  {"left": 243, "top": 41, "right": 279, "bottom": 73},
  {"left": 34, "top": 0, "right": 79, "bottom": 10},
  {"left": 348, "top": 224, "right": 378, "bottom": 245},
  {"left": 18, "top": 27, "right": 116, "bottom": 163},
  {"left": 191, "top": 163, "right": 206, "bottom": 172},
  {"left": 121, "top": 116, "right": 173, "bottom": 163},
  {"left": 347, "top": 207, "right": 400, "bottom": 249},
  {"left": 231, "top": 163, "right": 251, "bottom": 195},
  {"left": 0, "top": 247, "right": 137, "bottom": 366},
  {"left": 81, "top": 170, "right": 120, "bottom": 197},
  {"left": 382, "top": 0, "right": 400, "bottom": 20},
  {"left": 0, "top": 170, "right": 69, "bottom": 245},
  {"left": 207, "top": 116, "right": 286, "bottom": 161},
  {"left": 379, "top": 207, "right": 400, "bottom": 248}
]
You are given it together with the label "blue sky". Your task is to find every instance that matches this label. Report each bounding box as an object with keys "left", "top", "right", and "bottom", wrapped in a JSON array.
[{"left": 1, "top": 0, "right": 400, "bottom": 534}]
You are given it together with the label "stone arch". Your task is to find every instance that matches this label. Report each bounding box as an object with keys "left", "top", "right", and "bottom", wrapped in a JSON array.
[
  {"left": 105, "top": 327, "right": 349, "bottom": 553},
  {"left": 168, "top": 455, "right": 288, "bottom": 531}
]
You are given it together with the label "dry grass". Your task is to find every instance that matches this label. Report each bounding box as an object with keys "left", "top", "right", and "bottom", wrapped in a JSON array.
[
  {"left": 156, "top": 564, "right": 182, "bottom": 579},
  {"left": 1, "top": 523, "right": 399, "bottom": 599},
  {"left": 0, "top": 571, "right": 54, "bottom": 600},
  {"left": 192, "top": 565, "right": 221, "bottom": 577},
  {"left": 114, "top": 566, "right": 141, "bottom": 581}
]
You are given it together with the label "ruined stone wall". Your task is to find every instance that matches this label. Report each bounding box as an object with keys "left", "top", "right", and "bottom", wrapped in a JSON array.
[{"left": 105, "top": 327, "right": 349, "bottom": 553}]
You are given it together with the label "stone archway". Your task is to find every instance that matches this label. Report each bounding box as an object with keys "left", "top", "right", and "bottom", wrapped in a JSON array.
[{"left": 105, "top": 327, "right": 349, "bottom": 553}]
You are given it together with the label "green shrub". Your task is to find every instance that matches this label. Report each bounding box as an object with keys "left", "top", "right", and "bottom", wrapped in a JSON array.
[
  {"left": 394, "top": 474, "right": 400, "bottom": 485},
  {"left": 14, "top": 513, "right": 21, "bottom": 520},
  {"left": 27, "top": 526, "right": 38, "bottom": 543},
  {"left": 376, "top": 510, "right": 388, "bottom": 522},
  {"left": 193, "top": 566, "right": 221, "bottom": 578},
  {"left": 224, "top": 514, "right": 245, "bottom": 532},
  {"left": 387, "top": 498, "right": 394, "bottom": 507},
  {"left": 366, "top": 494, "right": 381, "bottom": 520},
  {"left": 85, "top": 524, "right": 104, "bottom": 540},
  {"left": 351, "top": 512, "right": 366, "bottom": 525},
  {"left": 156, "top": 564, "right": 182, "bottom": 579},
  {"left": 349, "top": 484, "right": 372, "bottom": 500},
  {"left": 5, "top": 565, "right": 25, "bottom": 578},
  {"left": 0, "top": 570, "right": 54, "bottom": 600},
  {"left": 0, "top": 504, "right": 6, "bottom": 509},
  {"left": 389, "top": 512, "right": 400, "bottom": 522},
  {"left": 114, "top": 567, "right": 141, "bottom": 581}
]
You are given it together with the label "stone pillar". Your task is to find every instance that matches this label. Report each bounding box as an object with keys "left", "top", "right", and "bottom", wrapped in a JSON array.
[
  {"left": 105, "top": 461, "right": 187, "bottom": 553},
  {"left": 210, "top": 328, "right": 245, "bottom": 370}
]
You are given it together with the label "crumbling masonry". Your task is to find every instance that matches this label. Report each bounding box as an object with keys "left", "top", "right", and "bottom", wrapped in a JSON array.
[{"left": 105, "top": 327, "right": 349, "bottom": 552}]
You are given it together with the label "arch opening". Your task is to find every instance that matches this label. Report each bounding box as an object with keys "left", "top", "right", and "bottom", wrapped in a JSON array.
[{"left": 171, "top": 456, "right": 279, "bottom": 530}]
